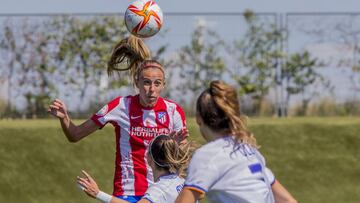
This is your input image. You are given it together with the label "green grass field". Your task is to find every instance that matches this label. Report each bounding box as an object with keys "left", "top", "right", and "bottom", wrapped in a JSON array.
[{"left": 1, "top": 117, "right": 360, "bottom": 202}]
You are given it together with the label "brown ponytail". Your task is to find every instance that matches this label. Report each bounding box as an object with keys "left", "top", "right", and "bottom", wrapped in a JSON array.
[
  {"left": 149, "top": 135, "right": 193, "bottom": 178},
  {"left": 196, "top": 80, "right": 258, "bottom": 148},
  {"left": 107, "top": 36, "right": 166, "bottom": 84},
  {"left": 107, "top": 35, "right": 152, "bottom": 83}
]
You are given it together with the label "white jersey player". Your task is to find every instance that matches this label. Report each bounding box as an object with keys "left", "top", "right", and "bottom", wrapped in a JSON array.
[
  {"left": 176, "top": 80, "right": 297, "bottom": 203},
  {"left": 185, "top": 137, "right": 275, "bottom": 203},
  {"left": 143, "top": 174, "right": 184, "bottom": 203},
  {"left": 78, "top": 134, "right": 192, "bottom": 203}
]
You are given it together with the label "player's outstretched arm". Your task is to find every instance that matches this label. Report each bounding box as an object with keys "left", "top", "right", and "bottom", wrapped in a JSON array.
[
  {"left": 77, "top": 170, "right": 151, "bottom": 203},
  {"left": 48, "top": 99, "right": 98, "bottom": 142},
  {"left": 272, "top": 180, "right": 297, "bottom": 203}
]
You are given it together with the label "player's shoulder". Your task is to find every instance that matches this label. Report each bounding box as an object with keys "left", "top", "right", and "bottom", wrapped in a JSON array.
[
  {"left": 144, "top": 175, "right": 184, "bottom": 203},
  {"left": 160, "top": 98, "right": 185, "bottom": 115},
  {"left": 97, "top": 96, "right": 123, "bottom": 114},
  {"left": 154, "top": 174, "right": 184, "bottom": 189},
  {"left": 162, "top": 97, "right": 182, "bottom": 108},
  {"left": 107, "top": 96, "right": 121, "bottom": 102},
  {"left": 105, "top": 95, "right": 132, "bottom": 106},
  {"left": 191, "top": 138, "right": 226, "bottom": 162},
  {"left": 199, "top": 137, "right": 231, "bottom": 151},
  {"left": 118, "top": 94, "right": 141, "bottom": 104},
  {"left": 105, "top": 95, "right": 126, "bottom": 103},
  {"left": 125, "top": 94, "right": 136, "bottom": 101},
  {"left": 143, "top": 185, "right": 166, "bottom": 203},
  {"left": 193, "top": 137, "right": 239, "bottom": 161},
  {"left": 162, "top": 97, "right": 176, "bottom": 104}
]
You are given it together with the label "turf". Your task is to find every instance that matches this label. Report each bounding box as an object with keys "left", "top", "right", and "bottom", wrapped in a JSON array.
[{"left": 0, "top": 117, "right": 359, "bottom": 202}]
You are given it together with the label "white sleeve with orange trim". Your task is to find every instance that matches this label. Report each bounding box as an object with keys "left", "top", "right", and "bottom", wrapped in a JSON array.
[{"left": 183, "top": 149, "right": 219, "bottom": 198}]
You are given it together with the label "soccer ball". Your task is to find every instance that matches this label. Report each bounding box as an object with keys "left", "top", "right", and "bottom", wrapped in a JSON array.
[{"left": 124, "top": 0, "right": 163, "bottom": 38}]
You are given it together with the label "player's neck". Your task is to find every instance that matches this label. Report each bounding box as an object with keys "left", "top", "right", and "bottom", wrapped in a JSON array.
[
  {"left": 201, "top": 124, "right": 227, "bottom": 142},
  {"left": 138, "top": 95, "right": 159, "bottom": 109},
  {"left": 153, "top": 169, "right": 169, "bottom": 182}
]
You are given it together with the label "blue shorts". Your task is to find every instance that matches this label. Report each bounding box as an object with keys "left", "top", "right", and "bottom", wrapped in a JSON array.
[{"left": 116, "top": 195, "right": 143, "bottom": 203}]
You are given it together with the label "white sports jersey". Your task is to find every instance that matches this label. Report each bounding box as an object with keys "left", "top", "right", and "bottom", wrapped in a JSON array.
[
  {"left": 185, "top": 136, "right": 275, "bottom": 203},
  {"left": 91, "top": 95, "right": 186, "bottom": 196},
  {"left": 143, "top": 174, "right": 184, "bottom": 203}
]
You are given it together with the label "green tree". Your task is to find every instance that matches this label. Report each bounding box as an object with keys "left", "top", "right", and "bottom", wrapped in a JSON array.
[
  {"left": 234, "top": 11, "right": 327, "bottom": 116},
  {"left": 47, "top": 16, "right": 129, "bottom": 113},
  {"left": 284, "top": 51, "right": 330, "bottom": 116},
  {"left": 175, "top": 20, "right": 226, "bottom": 107},
  {"left": 233, "top": 11, "right": 284, "bottom": 115},
  {"left": 0, "top": 19, "right": 54, "bottom": 118}
]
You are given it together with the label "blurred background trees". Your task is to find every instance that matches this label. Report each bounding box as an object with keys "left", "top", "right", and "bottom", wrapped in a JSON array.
[
  {"left": 1, "top": 12, "right": 360, "bottom": 118},
  {"left": 175, "top": 20, "right": 226, "bottom": 111}
]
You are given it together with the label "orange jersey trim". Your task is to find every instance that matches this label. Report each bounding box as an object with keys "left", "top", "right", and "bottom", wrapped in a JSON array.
[{"left": 183, "top": 186, "right": 206, "bottom": 199}]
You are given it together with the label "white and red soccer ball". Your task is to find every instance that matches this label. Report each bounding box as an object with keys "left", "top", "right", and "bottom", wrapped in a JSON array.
[{"left": 125, "top": 0, "right": 163, "bottom": 38}]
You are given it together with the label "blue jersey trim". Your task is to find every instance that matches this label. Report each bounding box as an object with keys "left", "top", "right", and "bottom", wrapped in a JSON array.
[
  {"left": 270, "top": 178, "right": 276, "bottom": 186},
  {"left": 184, "top": 184, "right": 208, "bottom": 193},
  {"left": 142, "top": 197, "right": 155, "bottom": 203}
]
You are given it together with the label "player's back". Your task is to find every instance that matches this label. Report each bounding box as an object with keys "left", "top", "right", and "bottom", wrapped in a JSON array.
[
  {"left": 186, "top": 136, "right": 275, "bottom": 203},
  {"left": 143, "top": 174, "right": 184, "bottom": 203}
]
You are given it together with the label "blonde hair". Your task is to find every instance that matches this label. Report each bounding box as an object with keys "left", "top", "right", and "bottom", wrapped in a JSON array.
[
  {"left": 149, "top": 135, "right": 193, "bottom": 178},
  {"left": 107, "top": 36, "right": 165, "bottom": 83},
  {"left": 196, "top": 80, "right": 258, "bottom": 148}
]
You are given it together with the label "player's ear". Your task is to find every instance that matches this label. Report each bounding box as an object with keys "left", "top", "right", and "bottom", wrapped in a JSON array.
[
  {"left": 160, "top": 71, "right": 166, "bottom": 88},
  {"left": 135, "top": 78, "right": 140, "bottom": 88},
  {"left": 195, "top": 112, "right": 203, "bottom": 126},
  {"left": 146, "top": 151, "right": 155, "bottom": 169}
]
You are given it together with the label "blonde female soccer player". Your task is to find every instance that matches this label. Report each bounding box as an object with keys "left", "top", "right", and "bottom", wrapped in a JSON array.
[
  {"left": 48, "top": 36, "right": 188, "bottom": 203},
  {"left": 176, "top": 80, "right": 297, "bottom": 203},
  {"left": 77, "top": 134, "right": 192, "bottom": 203}
]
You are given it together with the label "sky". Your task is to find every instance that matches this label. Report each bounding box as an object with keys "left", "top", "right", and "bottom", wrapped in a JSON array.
[{"left": 1, "top": 0, "right": 360, "bottom": 14}]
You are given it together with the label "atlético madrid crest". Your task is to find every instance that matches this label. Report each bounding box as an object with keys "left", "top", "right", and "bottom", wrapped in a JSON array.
[{"left": 157, "top": 112, "right": 167, "bottom": 124}]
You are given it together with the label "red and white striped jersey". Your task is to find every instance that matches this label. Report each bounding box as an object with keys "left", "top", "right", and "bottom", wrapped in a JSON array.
[{"left": 91, "top": 94, "right": 187, "bottom": 196}]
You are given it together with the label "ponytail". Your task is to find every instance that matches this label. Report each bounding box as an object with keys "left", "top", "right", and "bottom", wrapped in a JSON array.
[
  {"left": 107, "top": 36, "right": 151, "bottom": 83},
  {"left": 196, "top": 80, "right": 258, "bottom": 148},
  {"left": 149, "top": 135, "right": 193, "bottom": 177}
]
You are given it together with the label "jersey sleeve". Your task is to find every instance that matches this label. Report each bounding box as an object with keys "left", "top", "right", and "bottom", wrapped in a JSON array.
[
  {"left": 265, "top": 167, "right": 276, "bottom": 186},
  {"left": 142, "top": 185, "right": 167, "bottom": 203},
  {"left": 255, "top": 149, "right": 276, "bottom": 186},
  {"left": 91, "top": 96, "right": 121, "bottom": 129},
  {"left": 184, "top": 149, "right": 218, "bottom": 196},
  {"left": 172, "top": 104, "right": 187, "bottom": 132}
]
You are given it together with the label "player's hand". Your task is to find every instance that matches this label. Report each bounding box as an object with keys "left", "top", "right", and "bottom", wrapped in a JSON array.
[
  {"left": 170, "top": 127, "right": 189, "bottom": 144},
  {"left": 77, "top": 170, "right": 100, "bottom": 199},
  {"left": 47, "top": 99, "right": 69, "bottom": 120}
]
